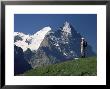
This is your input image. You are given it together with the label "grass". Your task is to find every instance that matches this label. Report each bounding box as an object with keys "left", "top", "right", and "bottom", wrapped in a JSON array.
[{"left": 22, "top": 56, "right": 97, "bottom": 76}]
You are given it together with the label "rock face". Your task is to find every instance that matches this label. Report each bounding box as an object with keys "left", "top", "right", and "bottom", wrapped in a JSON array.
[
  {"left": 14, "top": 21, "right": 95, "bottom": 71},
  {"left": 14, "top": 45, "right": 32, "bottom": 75}
]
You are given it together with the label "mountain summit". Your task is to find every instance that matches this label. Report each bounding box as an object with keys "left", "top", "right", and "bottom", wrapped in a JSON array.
[
  {"left": 14, "top": 22, "right": 95, "bottom": 72},
  {"left": 14, "top": 26, "right": 51, "bottom": 51},
  {"left": 62, "top": 21, "right": 72, "bottom": 35}
]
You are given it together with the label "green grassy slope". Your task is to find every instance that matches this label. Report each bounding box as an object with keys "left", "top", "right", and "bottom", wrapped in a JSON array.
[{"left": 22, "top": 56, "right": 97, "bottom": 76}]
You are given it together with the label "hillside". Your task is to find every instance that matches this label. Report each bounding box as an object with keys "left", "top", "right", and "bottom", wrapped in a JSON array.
[{"left": 21, "top": 56, "right": 97, "bottom": 76}]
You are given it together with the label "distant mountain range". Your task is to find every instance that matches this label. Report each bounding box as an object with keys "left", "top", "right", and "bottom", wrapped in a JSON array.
[{"left": 14, "top": 22, "right": 95, "bottom": 75}]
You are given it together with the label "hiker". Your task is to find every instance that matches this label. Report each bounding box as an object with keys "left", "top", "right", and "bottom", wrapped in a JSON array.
[{"left": 80, "top": 37, "right": 87, "bottom": 58}]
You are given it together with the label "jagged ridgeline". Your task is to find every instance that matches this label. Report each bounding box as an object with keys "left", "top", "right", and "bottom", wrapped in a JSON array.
[{"left": 14, "top": 22, "right": 95, "bottom": 74}]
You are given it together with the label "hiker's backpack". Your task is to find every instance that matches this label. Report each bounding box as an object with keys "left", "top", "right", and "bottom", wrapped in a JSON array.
[{"left": 83, "top": 41, "right": 87, "bottom": 47}]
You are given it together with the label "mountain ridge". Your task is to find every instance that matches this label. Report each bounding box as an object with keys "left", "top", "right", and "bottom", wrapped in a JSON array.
[
  {"left": 14, "top": 21, "right": 96, "bottom": 74},
  {"left": 14, "top": 26, "right": 51, "bottom": 51}
]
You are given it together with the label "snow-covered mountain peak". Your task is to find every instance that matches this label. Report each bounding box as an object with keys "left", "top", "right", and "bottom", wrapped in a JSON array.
[
  {"left": 60, "top": 21, "right": 72, "bottom": 37},
  {"left": 64, "top": 21, "right": 70, "bottom": 26},
  {"left": 62, "top": 21, "right": 71, "bottom": 34},
  {"left": 28, "top": 26, "right": 51, "bottom": 51},
  {"left": 41, "top": 26, "right": 51, "bottom": 31},
  {"left": 34, "top": 26, "right": 51, "bottom": 36},
  {"left": 14, "top": 26, "right": 51, "bottom": 51},
  {"left": 14, "top": 32, "right": 26, "bottom": 37}
]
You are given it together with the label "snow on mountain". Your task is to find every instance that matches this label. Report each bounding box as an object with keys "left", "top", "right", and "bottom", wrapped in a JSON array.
[
  {"left": 14, "top": 21, "right": 96, "bottom": 69},
  {"left": 28, "top": 27, "right": 51, "bottom": 51},
  {"left": 14, "top": 40, "right": 29, "bottom": 52},
  {"left": 34, "top": 21, "right": 95, "bottom": 62},
  {"left": 14, "top": 26, "right": 51, "bottom": 51},
  {"left": 62, "top": 21, "right": 71, "bottom": 33},
  {"left": 14, "top": 32, "right": 30, "bottom": 51},
  {"left": 62, "top": 21, "right": 72, "bottom": 37}
]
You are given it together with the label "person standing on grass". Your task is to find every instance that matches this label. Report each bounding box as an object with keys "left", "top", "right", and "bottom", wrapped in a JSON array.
[{"left": 80, "top": 37, "right": 87, "bottom": 58}]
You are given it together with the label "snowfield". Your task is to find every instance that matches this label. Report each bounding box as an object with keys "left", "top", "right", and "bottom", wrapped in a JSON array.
[{"left": 14, "top": 26, "right": 51, "bottom": 51}]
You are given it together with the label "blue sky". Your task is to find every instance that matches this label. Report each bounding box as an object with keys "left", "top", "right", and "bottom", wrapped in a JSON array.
[{"left": 14, "top": 14, "right": 97, "bottom": 53}]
